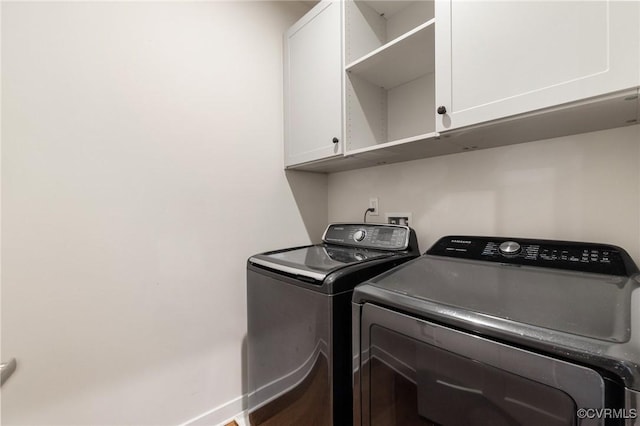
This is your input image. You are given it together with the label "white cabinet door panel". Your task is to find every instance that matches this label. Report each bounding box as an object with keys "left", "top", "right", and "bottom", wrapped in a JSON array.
[
  {"left": 436, "top": 0, "right": 640, "bottom": 132},
  {"left": 285, "top": 1, "right": 342, "bottom": 167}
]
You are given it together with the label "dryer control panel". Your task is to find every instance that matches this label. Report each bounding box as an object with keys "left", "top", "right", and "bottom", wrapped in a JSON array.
[
  {"left": 323, "top": 223, "right": 413, "bottom": 251},
  {"left": 427, "top": 236, "right": 638, "bottom": 276}
]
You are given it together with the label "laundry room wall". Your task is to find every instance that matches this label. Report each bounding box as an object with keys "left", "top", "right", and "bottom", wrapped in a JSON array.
[
  {"left": 328, "top": 125, "right": 640, "bottom": 264},
  {"left": 2, "top": 2, "right": 326, "bottom": 425}
]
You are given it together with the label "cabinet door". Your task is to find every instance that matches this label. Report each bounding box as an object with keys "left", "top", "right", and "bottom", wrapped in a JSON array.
[
  {"left": 284, "top": 1, "right": 342, "bottom": 167},
  {"left": 435, "top": 0, "right": 640, "bottom": 132}
]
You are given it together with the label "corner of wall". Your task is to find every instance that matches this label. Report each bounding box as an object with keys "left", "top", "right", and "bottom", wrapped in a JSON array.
[{"left": 285, "top": 170, "right": 329, "bottom": 243}]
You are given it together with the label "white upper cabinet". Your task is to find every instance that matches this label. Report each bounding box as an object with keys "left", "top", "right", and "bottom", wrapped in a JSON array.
[
  {"left": 435, "top": 0, "right": 640, "bottom": 132},
  {"left": 285, "top": 0, "right": 639, "bottom": 173},
  {"left": 284, "top": 1, "right": 343, "bottom": 167}
]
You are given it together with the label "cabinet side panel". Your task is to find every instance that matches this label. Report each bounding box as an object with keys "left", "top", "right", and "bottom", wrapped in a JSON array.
[
  {"left": 387, "top": 73, "right": 435, "bottom": 141},
  {"left": 346, "top": 73, "right": 387, "bottom": 150},
  {"left": 346, "top": 1, "right": 387, "bottom": 64},
  {"left": 386, "top": 1, "right": 434, "bottom": 41}
]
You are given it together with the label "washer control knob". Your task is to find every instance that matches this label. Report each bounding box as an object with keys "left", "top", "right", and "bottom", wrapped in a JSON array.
[
  {"left": 353, "top": 230, "right": 366, "bottom": 242},
  {"left": 499, "top": 241, "right": 521, "bottom": 255}
]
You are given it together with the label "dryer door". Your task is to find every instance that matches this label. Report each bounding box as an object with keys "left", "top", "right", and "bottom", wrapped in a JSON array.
[{"left": 357, "top": 304, "right": 607, "bottom": 426}]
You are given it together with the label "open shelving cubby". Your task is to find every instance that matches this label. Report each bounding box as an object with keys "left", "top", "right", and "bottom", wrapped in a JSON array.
[{"left": 345, "top": 0, "right": 437, "bottom": 156}]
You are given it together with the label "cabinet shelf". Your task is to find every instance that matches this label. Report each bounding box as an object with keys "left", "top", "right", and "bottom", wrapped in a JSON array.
[
  {"left": 346, "top": 131, "right": 438, "bottom": 156},
  {"left": 288, "top": 133, "right": 464, "bottom": 173},
  {"left": 346, "top": 1, "right": 434, "bottom": 63},
  {"left": 345, "top": 19, "right": 435, "bottom": 90}
]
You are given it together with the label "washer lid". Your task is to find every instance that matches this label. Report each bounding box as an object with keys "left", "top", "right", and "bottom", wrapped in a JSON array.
[
  {"left": 249, "top": 245, "right": 393, "bottom": 282},
  {"left": 359, "top": 254, "right": 635, "bottom": 343},
  {"left": 354, "top": 255, "right": 640, "bottom": 391}
]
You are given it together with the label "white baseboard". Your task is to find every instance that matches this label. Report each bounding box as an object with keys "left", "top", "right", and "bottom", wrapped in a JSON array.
[
  {"left": 178, "top": 395, "right": 248, "bottom": 426},
  {"left": 180, "top": 342, "right": 327, "bottom": 426}
]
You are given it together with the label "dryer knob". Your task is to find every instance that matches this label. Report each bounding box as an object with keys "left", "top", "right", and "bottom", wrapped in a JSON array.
[
  {"left": 354, "top": 230, "right": 366, "bottom": 242},
  {"left": 499, "top": 241, "right": 521, "bottom": 255}
]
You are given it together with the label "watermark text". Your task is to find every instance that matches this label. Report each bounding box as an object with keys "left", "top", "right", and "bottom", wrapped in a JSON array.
[{"left": 577, "top": 408, "right": 637, "bottom": 420}]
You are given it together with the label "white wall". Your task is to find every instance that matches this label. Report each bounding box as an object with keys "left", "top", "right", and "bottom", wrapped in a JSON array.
[
  {"left": 1, "top": 2, "right": 326, "bottom": 425},
  {"left": 329, "top": 125, "right": 640, "bottom": 264}
]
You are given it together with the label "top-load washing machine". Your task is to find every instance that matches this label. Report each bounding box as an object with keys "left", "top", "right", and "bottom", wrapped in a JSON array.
[
  {"left": 247, "top": 223, "right": 419, "bottom": 426},
  {"left": 352, "top": 235, "right": 640, "bottom": 426}
]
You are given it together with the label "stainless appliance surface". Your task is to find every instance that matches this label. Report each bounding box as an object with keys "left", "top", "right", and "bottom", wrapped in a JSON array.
[
  {"left": 249, "top": 245, "right": 393, "bottom": 283},
  {"left": 352, "top": 235, "right": 640, "bottom": 426},
  {"left": 247, "top": 223, "right": 419, "bottom": 426}
]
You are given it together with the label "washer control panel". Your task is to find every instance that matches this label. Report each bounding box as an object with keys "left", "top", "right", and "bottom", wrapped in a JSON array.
[
  {"left": 323, "top": 223, "right": 410, "bottom": 251},
  {"left": 427, "top": 236, "right": 636, "bottom": 276},
  {"left": 353, "top": 230, "right": 366, "bottom": 242}
]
